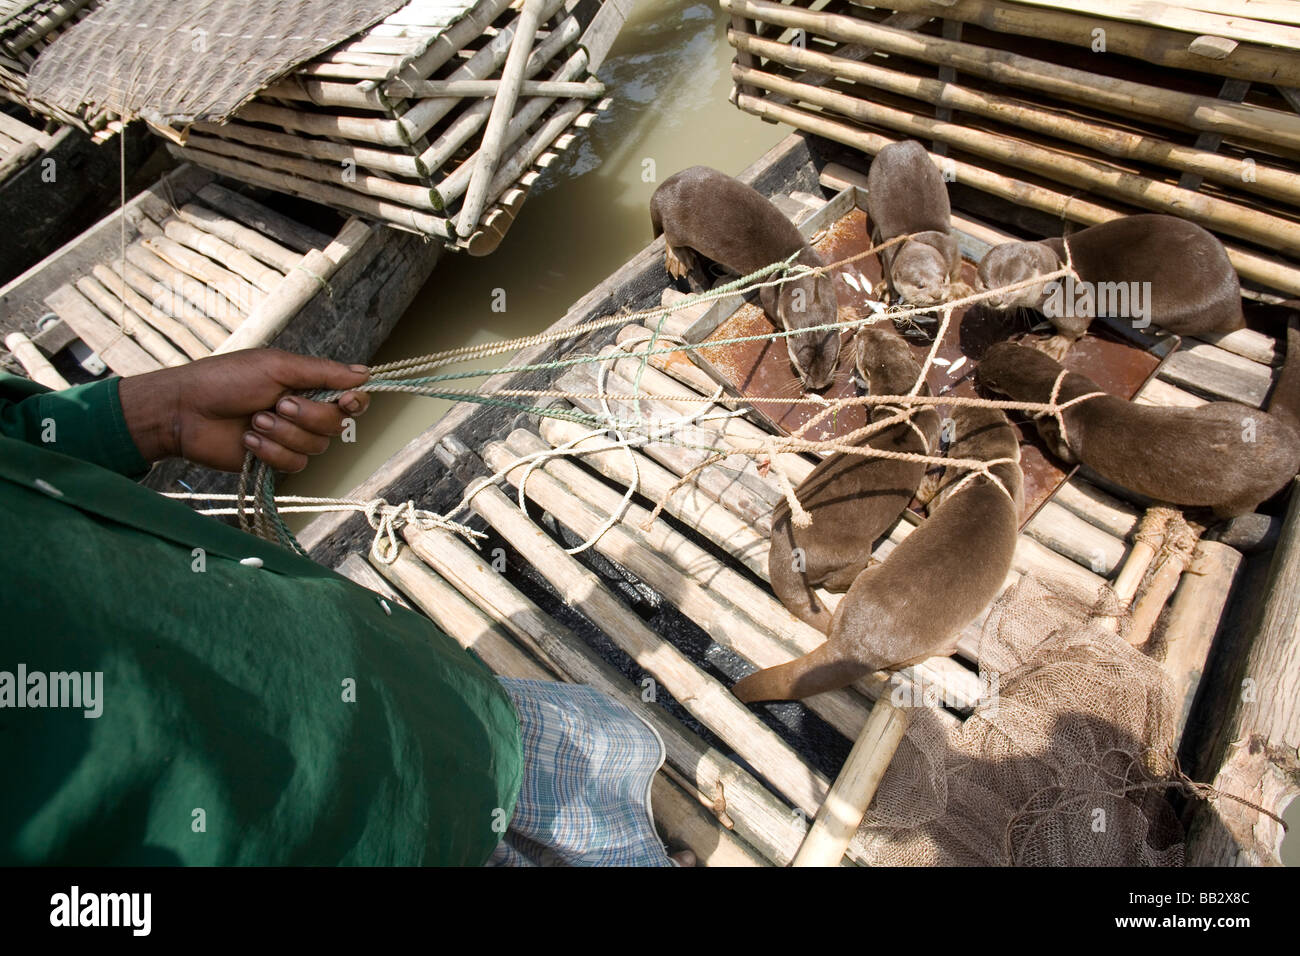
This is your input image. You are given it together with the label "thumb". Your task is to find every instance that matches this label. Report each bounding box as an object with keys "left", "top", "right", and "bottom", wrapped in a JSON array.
[{"left": 271, "top": 351, "right": 370, "bottom": 392}]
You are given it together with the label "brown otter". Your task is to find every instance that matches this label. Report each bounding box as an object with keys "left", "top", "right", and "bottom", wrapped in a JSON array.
[
  {"left": 866, "top": 140, "right": 962, "bottom": 307},
  {"left": 977, "top": 215, "right": 1245, "bottom": 359},
  {"left": 975, "top": 328, "right": 1300, "bottom": 518},
  {"left": 768, "top": 324, "right": 941, "bottom": 632},
  {"left": 650, "top": 166, "right": 840, "bottom": 389},
  {"left": 736, "top": 405, "right": 1023, "bottom": 703}
]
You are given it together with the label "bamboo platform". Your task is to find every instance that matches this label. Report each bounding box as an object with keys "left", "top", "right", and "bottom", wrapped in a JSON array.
[
  {"left": 0, "top": 0, "right": 118, "bottom": 136},
  {"left": 295, "top": 133, "right": 1296, "bottom": 866},
  {"left": 722, "top": 0, "right": 1300, "bottom": 297},
  {"left": 0, "top": 162, "right": 436, "bottom": 389},
  {"left": 161, "top": 0, "right": 627, "bottom": 254}
]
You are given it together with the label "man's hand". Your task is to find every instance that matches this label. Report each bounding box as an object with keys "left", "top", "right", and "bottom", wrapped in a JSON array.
[{"left": 117, "top": 349, "right": 371, "bottom": 473}]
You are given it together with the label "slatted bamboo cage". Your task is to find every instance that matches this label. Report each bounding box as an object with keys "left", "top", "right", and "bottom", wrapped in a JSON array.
[
  {"left": 721, "top": 0, "right": 1300, "bottom": 296},
  {"left": 0, "top": 0, "right": 119, "bottom": 135},
  {"left": 145, "top": 0, "right": 629, "bottom": 255}
]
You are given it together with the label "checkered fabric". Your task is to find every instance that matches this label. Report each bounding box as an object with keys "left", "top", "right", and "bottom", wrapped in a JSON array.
[{"left": 487, "top": 679, "right": 672, "bottom": 867}]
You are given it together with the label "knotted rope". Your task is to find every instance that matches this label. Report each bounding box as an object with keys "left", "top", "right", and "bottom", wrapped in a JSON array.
[{"left": 227, "top": 229, "right": 1091, "bottom": 556}]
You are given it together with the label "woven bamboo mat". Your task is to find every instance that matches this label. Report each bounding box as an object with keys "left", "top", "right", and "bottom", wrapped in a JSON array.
[{"left": 26, "top": 0, "right": 414, "bottom": 127}]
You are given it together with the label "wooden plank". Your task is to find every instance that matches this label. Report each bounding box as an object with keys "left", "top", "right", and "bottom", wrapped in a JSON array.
[
  {"left": 1158, "top": 341, "right": 1274, "bottom": 407},
  {"left": 1186, "top": 478, "right": 1300, "bottom": 865}
]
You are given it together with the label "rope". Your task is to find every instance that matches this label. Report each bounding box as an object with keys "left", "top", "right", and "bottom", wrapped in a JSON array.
[{"left": 225, "top": 230, "right": 1092, "bottom": 556}]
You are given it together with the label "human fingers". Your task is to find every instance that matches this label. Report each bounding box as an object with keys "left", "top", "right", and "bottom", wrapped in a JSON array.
[
  {"left": 273, "top": 393, "right": 369, "bottom": 437},
  {"left": 243, "top": 429, "right": 310, "bottom": 473},
  {"left": 250, "top": 411, "right": 331, "bottom": 457},
  {"left": 265, "top": 350, "right": 370, "bottom": 392}
]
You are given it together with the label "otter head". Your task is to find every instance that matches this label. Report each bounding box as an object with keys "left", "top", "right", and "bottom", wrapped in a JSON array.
[
  {"left": 853, "top": 323, "right": 919, "bottom": 395},
  {"left": 889, "top": 232, "right": 960, "bottom": 307},
  {"left": 975, "top": 341, "right": 1062, "bottom": 399},
  {"left": 977, "top": 242, "right": 1061, "bottom": 311},
  {"left": 778, "top": 270, "right": 840, "bottom": 391}
]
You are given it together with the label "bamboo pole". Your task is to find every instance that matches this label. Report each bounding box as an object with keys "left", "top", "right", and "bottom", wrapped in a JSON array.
[
  {"left": 374, "top": 548, "right": 769, "bottom": 867},
  {"left": 506, "top": 426, "right": 981, "bottom": 719},
  {"left": 1000, "top": 0, "right": 1300, "bottom": 49},
  {"left": 603, "top": 341, "right": 813, "bottom": 484},
  {"left": 1023, "top": 500, "right": 1127, "bottom": 575},
  {"left": 1111, "top": 507, "right": 1172, "bottom": 606},
  {"left": 232, "top": 101, "right": 411, "bottom": 149},
  {"left": 141, "top": 234, "right": 263, "bottom": 318},
  {"left": 174, "top": 145, "right": 450, "bottom": 238},
  {"left": 722, "top": 0, "right": 1300, "bottom": 150},
  {"left": 434, "top": 48, "right": 590, "bottom": 207},
  {"left": 1128, "top": 514, "right": 1202, "bottom": 648},
  {"left": 404, "top": 78, "right": 603, "bottom": 98},
  {"left": 731, "top": 30, "right": 1300, "bottom": 205},
  {"left": 189, "top": 120, "right": 422, "bottom": 182},
  {"left": 196, "top": 182, "right": 332, "bottom": 253},
  {"left": 791, "top": 696, "right": 908, "bottom": 866},
  {"left": 4, "top": 331, "right": 69, "bottom": 389},
  {"left": 454, "top": 458, "right": 833, "bottom": 816},
  {"left": 183, "top": 133, "right": 439, "bottom": 212},
  {"left": 123, "top": 244, "right": 239, "bottom": 342},
  {"left": 402, "top": 0, "right": 569, "bottom": 143},
  {"left": 174, "top": 202, "right": 301, "bottom": 273},
  {"left": 1186, "top": 478, "right": 1300, "bottom": 866},
  {"left": 555, "top": 362, "right": 782, "bottom": 531},
  {"left": 216, "top": 218, "right": 373, "bottom": 354},
  {"left": 398, "top": 524, "right": 811, "bottom": 866},
  {"left": 74, "top": 275, "right": 187, "bottom": 368},
  {"left": 485, "top": 432, "right": 876, "bottom": 739},
  {"left": 732, "top": 63, "right": 1300, "bottom": 256},
  {"left": 384, "top": 0, "right": 516, "bottom": 96},
  {"left": 732, "top": 93, "right": 1300, "bottom": 295},
  {"left": 90, "top": 264, "right": 209, "bottom": 361},
  {"left": 418, "top": 13, "right": 583, "bottom": 173},
  {"left": 43, "top": 284, "right": 160, "bottom": 377},
  {"left": 163, "top": 219, "right": 283, "bottom": 293},
  {"left": 462, "top": 17, "right": 580, "bottom": 232},
  {"left": 539, "top": 415, "right": 772, "bottom": 578},
  {"left": 841, "top": 0, "right": 1300, "bottom": 86}
]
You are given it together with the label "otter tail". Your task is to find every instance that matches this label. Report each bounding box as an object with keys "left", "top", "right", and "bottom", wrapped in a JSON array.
[
  {"left": 732, "top": 640, "right": 869, "bottom": 703},
  {"left": 1267, "top": 316, "right": 1300, "bottom": 432}
]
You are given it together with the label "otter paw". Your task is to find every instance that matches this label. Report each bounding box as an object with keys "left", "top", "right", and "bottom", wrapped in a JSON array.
[
  {"left": 664, "top": 245, "right": 694, "bottom": 281},
  {"left": 1022, "top": 333, "right": 1075, "bottom": 363}
]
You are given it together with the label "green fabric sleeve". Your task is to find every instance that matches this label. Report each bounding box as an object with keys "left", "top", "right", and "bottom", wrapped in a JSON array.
[{"left": 0, "top": 373, "right": 148, "bottom": 478}]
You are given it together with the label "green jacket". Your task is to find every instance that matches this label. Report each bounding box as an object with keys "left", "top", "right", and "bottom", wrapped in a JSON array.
[{"left": 0, "top": 373, "right": 522, "bottom": 865}]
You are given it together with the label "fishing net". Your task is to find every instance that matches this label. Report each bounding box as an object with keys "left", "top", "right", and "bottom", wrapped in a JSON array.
[{"left": 857, "top": 574, "right": 1185, "bottom": 866}]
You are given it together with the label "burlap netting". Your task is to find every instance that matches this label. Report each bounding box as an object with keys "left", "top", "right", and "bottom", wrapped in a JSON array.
[{"left": 857, "top": 575, "right": 1185, "bottom": 866}]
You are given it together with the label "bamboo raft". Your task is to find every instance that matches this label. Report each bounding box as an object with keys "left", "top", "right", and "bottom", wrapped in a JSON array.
[
  {"left": 294, "top": 132, "right": 1299, "bottom": 866},
  {"left": 722, "top": 0, "right": 1300, "bottom": 298},
  {"left": 0, "top": 162, "right": 436, "bottom": 390},
  {"left": 160, "top": 0, "right": 627, "bottom": 255}
]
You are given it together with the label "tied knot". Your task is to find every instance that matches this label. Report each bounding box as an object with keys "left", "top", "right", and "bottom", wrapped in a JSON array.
[{"left": 365, "top": 497, "right": 485, "bottom": 564}]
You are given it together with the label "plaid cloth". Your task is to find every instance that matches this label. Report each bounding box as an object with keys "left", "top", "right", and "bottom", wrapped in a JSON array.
[{"left": 487, "top": 679, "right": 672, "bottom": 867}]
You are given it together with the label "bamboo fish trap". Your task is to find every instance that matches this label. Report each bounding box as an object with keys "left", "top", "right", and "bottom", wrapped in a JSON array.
[
  {"left": 722, "top": 0, "right": 1300, "bottom": 297},
  {"left": 157, "top": 0, "right": 627, "bottom": 254}
]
